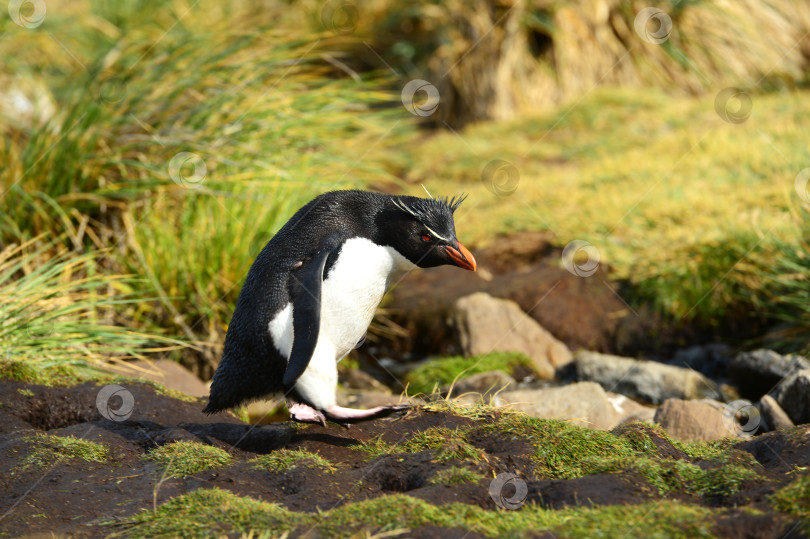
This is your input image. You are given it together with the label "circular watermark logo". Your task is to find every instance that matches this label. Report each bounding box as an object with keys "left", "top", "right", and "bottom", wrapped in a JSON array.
[
  {"left": 401, "top": 79, "right": 440, "bottom": 117},
  {"left": 8, "top": 0, "right": 46, "bottom": 28},
  {"left": 715, "top": 88, "right": 752, "bottom": 124},
  {"left": 168, "top": 152, "right": 207, "bottom": 189},
  {"left": 634, "top": 7, "right": 672, "bottom": 44},
  {"left": 481, "top": 159, "right": 519, "bottom": 197},
  {"left": 722, "top": 399, "right": 761, "bottom": 437},
  {"left": 320, "top": 0, "right": 358, "bottom": 35},
  {"left": 562, "top": 240, "right": 600, "bottom": 277},
  {"left": 489, "top": 472, "right": 527, "bottom": 510},
  {"left": 98, "top": 75, "right": 127, "bottom": 106},
  {"left": 96, "top": 384, "right": 135, "bottom": 422},
  {"left": 795, "top": 168, "right": 810, "bottom": 203}
]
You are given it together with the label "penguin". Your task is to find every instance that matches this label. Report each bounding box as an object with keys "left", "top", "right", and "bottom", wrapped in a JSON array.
[{"left": 202, "top": 189, "right": 477, "bottom": 425}]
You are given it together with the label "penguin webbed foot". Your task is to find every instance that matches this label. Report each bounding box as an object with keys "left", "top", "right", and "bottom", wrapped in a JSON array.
[
  {"left": 289, "top": 403, "right": 409, "bottom": 427},
  {"left": 288, "top": 403, "right": 327, "bottom": 427},
  {"left": 323, "top": 404, "right": 409, "bottom": 424}
]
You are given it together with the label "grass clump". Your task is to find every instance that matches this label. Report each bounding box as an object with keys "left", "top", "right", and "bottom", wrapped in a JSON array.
[
  {"left": 769, "top": 473, "right": 810, "bottom": 519},
  {"left": 428, "top": 466, "right": 484, "bottom": 486},
  {"left": 406, "top": 352, "right": 533, "bottom": 395},
  {"left": 144, "top": 441, "right": 232, "bottom": 478},
  {"left": 22, "top": 433, "right": 109, "bottom": 470},
  {"left": 251, "top": 449, "right": 337, "bottom": 474}
]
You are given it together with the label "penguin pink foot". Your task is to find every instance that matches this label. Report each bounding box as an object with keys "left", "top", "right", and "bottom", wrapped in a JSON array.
[
  {"left": 289, "top": 403, "right": 327, "bottom": 427},
  {"left": 324, "top": 404, "right": 410, "bottom": 425}
]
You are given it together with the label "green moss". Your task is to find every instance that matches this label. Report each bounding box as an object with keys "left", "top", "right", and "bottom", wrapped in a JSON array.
[
  {"left": 349, "top": 435, "right": 394, "bottom": 460},
  {"left": 144, "top": 441, "right": 232, "bottom": 478},
  {"left": 251, "top": 449, "right": 337, "bottom": 474},
  {"left": 350, "top": 428, "right": 486, "bottom": 464},
  {"left": 116, "top": 488, "right": 726, "bottom": 538},
  {"left": 405, "top": 352, "right": 533, "bottom": 395},
  {"left": 401, "top": 427, "right": 486, "bottom": 463},
  {"left": 584, "top": 454, "right": 761, "bottom": 499},
  {"left": 17, "top": 388, "right": 34, "bottom": 397},
  {"left": 113, "top": 487, "right": 308, "bottom": 537},
  {"left": 769, "top": 473, "right": 810, "bottom": 519},
  {"left": 0, "top": 359, "right": 88, "bottom": 386},
  {"left": 429, "top": 466, "right": 485, "bottom": 486},
  {"left": 22, "top": 433, "right": 109, "bottom": 470},
  {"left": 484, "top": 415, "right": 635, "bottom": 479}
]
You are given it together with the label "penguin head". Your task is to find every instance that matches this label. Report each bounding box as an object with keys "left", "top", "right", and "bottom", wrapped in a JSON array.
[{"left": 380, "top": 194, "right": 477, "bottom": 271}]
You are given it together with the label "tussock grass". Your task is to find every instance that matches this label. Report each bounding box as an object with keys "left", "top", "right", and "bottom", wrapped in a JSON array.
[
  {"left": 0, "top": 239, "right": 181, "bottom": 372},
  {"left": 21, "top": 433, "right": 109, "bottom": 470},
  {"left": 387, "top": 87, "right": 809, "bottom": 328},
  {"left": 144, "top": 441, "right": 232, "bottom": 478},
  {"left": 1, "top": 0, "right": 413, "bottom": 371}
]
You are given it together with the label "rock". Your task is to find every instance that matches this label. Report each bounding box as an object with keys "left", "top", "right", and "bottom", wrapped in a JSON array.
[
  {"left": 653, "top": 399, "right": 734, "bottom": 442},
  {"left": 102, "top": 359, "right": 208, "bottom": 398},
  {"left": 618, "top": 407, "right": 656, "bottom": 426},
  {"left": 499, "top": 382, "right": 627, "bottom": 430},
  {"left": 451, "top": 292, "right": 571, "bottom": 379},
  {"left": 452, "top": 370, "right": 516, "bottom": 397},
  {"left": 671, "top": 343, "right": 731, "bottom": 378},
  {"left": 340, "top": 369, "right": 391, "bottom": 394},
  {"left": 576, "top": 351, "right": 720, "bottom": 404},
  {"left": 606, "top": 392, "right": 653, "bottom": 423},
  {"left": 759, "top": 394, "right": 794, "bottom": 431},
  {"left": 728, "top": 349, "right": 810, "bottom": 398},
  {"left": 770, "top": 369, "right": 810, "bottom": 424}
]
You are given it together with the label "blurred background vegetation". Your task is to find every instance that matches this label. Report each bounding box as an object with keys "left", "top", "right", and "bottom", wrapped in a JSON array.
[{"left": 2, "top": 0, "right": 809, "bottom": 378}]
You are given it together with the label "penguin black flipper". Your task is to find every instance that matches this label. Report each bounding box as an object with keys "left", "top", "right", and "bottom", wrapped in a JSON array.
[{"left": 283, "top": 233, "right": 344, "bottom": 388}]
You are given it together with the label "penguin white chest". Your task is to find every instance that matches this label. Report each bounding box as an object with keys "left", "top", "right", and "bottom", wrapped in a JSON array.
[{"left": 319, "top": 237, "right": 415, "bottom": 357}]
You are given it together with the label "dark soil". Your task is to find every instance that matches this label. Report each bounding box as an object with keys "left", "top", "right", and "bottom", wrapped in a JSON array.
[{"left": 0, "top": 378, "right": 807, "bottom": 537}]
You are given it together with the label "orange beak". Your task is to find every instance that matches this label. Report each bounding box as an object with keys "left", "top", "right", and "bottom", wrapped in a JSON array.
[{"left": 445, "top": 241, "right": 477, "bottom": 271}]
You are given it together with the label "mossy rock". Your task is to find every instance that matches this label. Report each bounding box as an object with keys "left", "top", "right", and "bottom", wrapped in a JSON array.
[{"left": 405, "top": 352, "right": 533, "bottom": 395}]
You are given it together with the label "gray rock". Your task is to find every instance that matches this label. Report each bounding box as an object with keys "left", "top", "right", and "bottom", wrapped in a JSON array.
[
  {"left": 452, "top": 292, "right": 572, "bottom": 379},
  {"left": 576, "top": 351, "right": 720, "bottom": 404},
  {"left": 770, "top": 369, "right": 810, "bottom": 424},
  {"left": 452, "top": 370, "right": 516, "bottom": 397},
  {"left": 728, "top": 349, "right": 810, "bottom": 397},
  {"left": 759, "top": 395, "right": 794, "bottom": 431},
  {"left": 500, "top": 382, "right": 626, "bottom": 430},
  {"left": 653, "top": 399, "right": 734, "bottom": 442}
]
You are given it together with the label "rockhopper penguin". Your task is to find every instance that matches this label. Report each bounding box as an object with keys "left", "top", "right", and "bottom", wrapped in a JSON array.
[{"left": 203, "top": 190, "right": 477, "bottom": 425}]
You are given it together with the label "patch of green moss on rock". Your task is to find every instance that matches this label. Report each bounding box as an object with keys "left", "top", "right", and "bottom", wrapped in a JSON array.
[
  {"left": 22, "top": 433, "right": 109, "bottom": 470},
  {"left": 251, "top": 449, "right": 337, "bottom": 474},
  {"left": 405, "top": 352, "right": 533, "bottom": 395},
  {"left": 116, "top": 488, "right": 723, "bottom": 538},
  {"left": 429, "top": 466, "right": 484, "bottom": 486},
  {"left": 769, "top": 473, "right": 810, "bottom": 519},
  {"left": 144, "top": 441, "right": 232, "bottom": 478}
]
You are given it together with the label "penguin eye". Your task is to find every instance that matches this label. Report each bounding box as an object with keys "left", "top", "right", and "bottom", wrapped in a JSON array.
[{"left": 421, "top": 234, "right": 432, "bottom": 242}]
